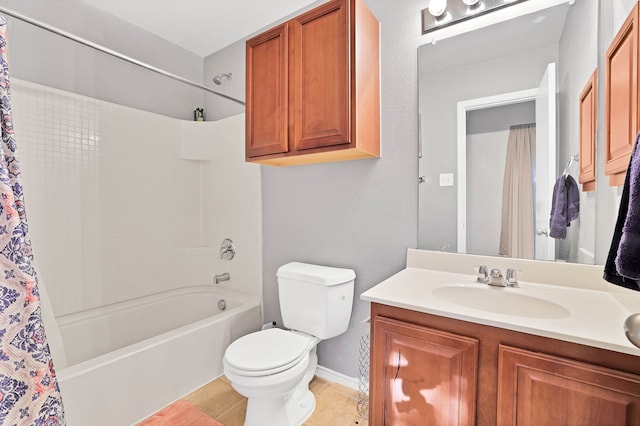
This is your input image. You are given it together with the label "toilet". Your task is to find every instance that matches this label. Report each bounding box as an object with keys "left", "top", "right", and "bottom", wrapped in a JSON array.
[{"left": 223, "top": 262, "right": 355, "bottom": 426}]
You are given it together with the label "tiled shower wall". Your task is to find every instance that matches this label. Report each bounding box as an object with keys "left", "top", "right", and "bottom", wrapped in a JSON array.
[{"left": 10, "top": 79, "right": 262, "bottom": 317}]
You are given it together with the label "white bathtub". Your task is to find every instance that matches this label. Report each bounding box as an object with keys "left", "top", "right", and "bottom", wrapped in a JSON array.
[{"left": 55, "top": 286, "right": 262, "bottom": 426}]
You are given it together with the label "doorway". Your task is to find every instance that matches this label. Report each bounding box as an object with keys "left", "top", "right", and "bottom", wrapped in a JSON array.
[{"left": 456, "top": 63, "right": 556, "bottom": 260}]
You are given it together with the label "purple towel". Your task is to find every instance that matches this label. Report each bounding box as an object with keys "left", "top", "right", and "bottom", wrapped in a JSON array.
[
  {"left": 604, "top": 134, "right": 640, "bottom": 290},
  {"left": 549, "top": 175, "right": 580, "bottom": 239},
  {"left": 616, "top": 139, "right": 640, "bottom": 280},
  {"left": 566, "top": 175, "right": 580, "bottom": 222}
]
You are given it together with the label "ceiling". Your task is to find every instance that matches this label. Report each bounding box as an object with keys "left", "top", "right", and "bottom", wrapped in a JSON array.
[{"left": 81, "top": 0, "right": 318, "bottom": 57}]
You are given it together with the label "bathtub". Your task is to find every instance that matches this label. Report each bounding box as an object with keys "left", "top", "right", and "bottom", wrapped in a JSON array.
[{"left": 55, "top": 286, "right": 262, "bottom": 426}]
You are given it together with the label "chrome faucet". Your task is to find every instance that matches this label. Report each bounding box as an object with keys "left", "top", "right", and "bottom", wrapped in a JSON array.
[
  {"left": 505, "top": 268, "right": 520, "bottom": 287},
  {"left": 488, "top": 268, "right": 505, "bottom": 287},
  {"left": 474, "top": 265, "right": 489, "bottom": 284},
  {"left": 475, "top": 266, "right": 520, "bottom": 288},
  {"left": 214, "top": 272, "right": 230, "bottom": 284}
]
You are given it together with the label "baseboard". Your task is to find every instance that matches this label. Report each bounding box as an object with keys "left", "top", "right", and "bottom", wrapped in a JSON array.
[{"left": 315, "top": 365, "right": 359, "bottom": 391}]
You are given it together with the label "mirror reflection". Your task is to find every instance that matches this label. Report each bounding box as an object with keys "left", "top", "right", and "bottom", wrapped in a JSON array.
[{"left": 418, "top": 0, "right": 598, "bottom": 264}]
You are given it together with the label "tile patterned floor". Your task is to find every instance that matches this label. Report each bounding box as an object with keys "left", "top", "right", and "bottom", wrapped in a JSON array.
[{"left": 180, "top": 375, "right": 367, "bottom": 426}]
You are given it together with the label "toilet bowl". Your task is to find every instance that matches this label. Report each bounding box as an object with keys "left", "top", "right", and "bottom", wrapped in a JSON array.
[
  {"left": 223, "top": 262, "right": 355, "bottom": 426},
  {"left": 224, "top": 328, "right": 320, "bottom": 425}
]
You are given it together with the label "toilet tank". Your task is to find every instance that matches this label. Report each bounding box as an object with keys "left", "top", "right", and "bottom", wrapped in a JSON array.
[{"left": 277, "top": 262, "right": 355, "bottom": 340}]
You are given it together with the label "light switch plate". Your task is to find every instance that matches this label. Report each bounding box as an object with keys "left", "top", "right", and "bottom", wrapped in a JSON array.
[{"left": 439, "top": 173, "right": 454, "bottom": 187}]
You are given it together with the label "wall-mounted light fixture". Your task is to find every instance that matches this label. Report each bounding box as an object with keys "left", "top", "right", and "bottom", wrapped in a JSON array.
[
  {"left": 422, "top": 0, "right": 528, "bottom": 34},
  {"left": 428, "top": 0, "right": 448, "bottom": 17}
]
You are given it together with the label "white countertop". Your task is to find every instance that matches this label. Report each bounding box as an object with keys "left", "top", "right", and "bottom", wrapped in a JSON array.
[{"left": 361, "top": 266, "right": 640, "bottom": 357}]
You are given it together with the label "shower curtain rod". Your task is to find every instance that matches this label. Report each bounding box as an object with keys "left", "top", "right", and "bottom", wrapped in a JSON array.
[{"left": 0, "top": 6, "right": 246, "bottom": 106}]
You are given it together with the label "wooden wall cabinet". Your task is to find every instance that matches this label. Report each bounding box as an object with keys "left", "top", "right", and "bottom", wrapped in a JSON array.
[
  {"left": 579, "top": 70, "right": 596, "bottom": 192},
  {"left": 370, "top": 303, "right": 640, "bottom": 426},
  {"left": 245, "top": 0, "right": 380, "bottom": 167},
  {"left": 604, "top": 2, "right": 639, "bottom": 186},
  {"left": 246, "top": 24, "right": 289, "bottom": 158}
]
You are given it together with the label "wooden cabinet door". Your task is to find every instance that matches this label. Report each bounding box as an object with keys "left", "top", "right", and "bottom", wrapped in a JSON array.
[
  {"left": 371, "top": 316, "right": 478, "bottom": 426},
  {"left": 604, "top": 3, "right": 638, "bottom": 186},
  {"left": 246, "top": 24, "right": 289, "bottom": 159},
  {"left": 497, "top": 345, "right": 640, "bottom": 425},
  {"left": 291, "top": 0, "right": 350, "bottom": 151},
  {"left": 579, "top": 70, "right": 596, "bottom": 192}
]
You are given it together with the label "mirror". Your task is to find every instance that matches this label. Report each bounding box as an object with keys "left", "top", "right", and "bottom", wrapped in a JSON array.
[{"left": 418, "top": 0, "right": 599, "bottom": 264}]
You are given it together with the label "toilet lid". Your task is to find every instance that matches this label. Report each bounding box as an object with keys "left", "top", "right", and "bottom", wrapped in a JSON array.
[{"left": 224, "top": 328, "right": 313, "bottom": 374}]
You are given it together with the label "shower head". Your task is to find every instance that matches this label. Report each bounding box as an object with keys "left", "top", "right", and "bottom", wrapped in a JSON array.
[{"left": 212, "top": 72, "right": 233, "bottom": 85}]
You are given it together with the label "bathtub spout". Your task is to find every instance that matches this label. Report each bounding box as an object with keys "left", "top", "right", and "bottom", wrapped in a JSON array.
[{"left": 214, "top": 273, "right": 230, "bottom": 284}]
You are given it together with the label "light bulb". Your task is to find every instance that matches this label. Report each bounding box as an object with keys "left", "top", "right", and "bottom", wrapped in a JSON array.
[
  {"left": 428, "top": 0, "right": 447, "bottom": 17},
  {"left": 462, "top": 0, "right": 480, "bottom": 5}
]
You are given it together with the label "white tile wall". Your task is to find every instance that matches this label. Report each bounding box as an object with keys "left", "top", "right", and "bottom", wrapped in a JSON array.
[
  {"left": 10, "top": 79, "right": 262, "bottom": 317},
  {"left": 202, "top": 114, "right": 263, "bottom": 297}
]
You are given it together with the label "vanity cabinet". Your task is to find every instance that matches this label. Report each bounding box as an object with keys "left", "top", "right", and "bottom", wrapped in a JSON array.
[
  {"left": 371, "top": 316, "right": 478, "bottom": 426},
  {"left": 245, "top": 0, "right": 380, "bottom": 166},
  {"left": 369, "top": 303, "right": 640, "bottom": 426},
  {"left": 604, "top": 2, "right": 639, "bottom": 186},
  {"left": 497, "top": 346, "right": 640, "bottom": 425}
]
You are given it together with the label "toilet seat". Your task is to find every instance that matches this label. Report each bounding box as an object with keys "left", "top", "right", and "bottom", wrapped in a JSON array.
[{"left": 224, "top": 328, "right": 317, "bottom": 377}]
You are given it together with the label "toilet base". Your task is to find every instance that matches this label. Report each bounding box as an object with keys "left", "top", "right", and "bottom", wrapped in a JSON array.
[
  {"left": 286, "top": 388, "right": 315, "bottom": 425},
  {"left": 242, "top": 348, "right": 318, "bottom": 426}
]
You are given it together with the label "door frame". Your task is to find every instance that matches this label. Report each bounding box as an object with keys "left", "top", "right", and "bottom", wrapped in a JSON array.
[{"left": 456, "top": 88, "right": 537, "bottom": 254}]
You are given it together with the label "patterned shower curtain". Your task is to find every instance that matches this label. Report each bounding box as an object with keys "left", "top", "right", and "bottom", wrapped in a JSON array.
[{"left": 0, "top": 16, "right": 65, "bottom": 425}]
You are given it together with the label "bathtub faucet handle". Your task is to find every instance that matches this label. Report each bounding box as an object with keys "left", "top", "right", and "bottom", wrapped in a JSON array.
[
  {"left": 220, "top": 238, "right": 236, "bottom": 260},
  {"left": 214, "top": 272, "right": 230, "bottom": 285}
]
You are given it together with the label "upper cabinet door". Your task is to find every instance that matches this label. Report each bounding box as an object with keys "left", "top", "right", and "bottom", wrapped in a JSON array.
[
  {"left": 246, "top": 24, "right": 289, "bottom": 159},
  {"left": 604, "top": 3, "right": 638, "bottom": 186},
  {"left": 579, "top": 70, "right": 597, "bottom": 192},
  {"left": 291, "top": 0, "right": 350, "bottom": 151}
]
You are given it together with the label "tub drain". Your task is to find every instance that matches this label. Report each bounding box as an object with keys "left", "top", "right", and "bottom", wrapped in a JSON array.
[{"left": 218, "top": 299, "right": 227, "bottom": 311}]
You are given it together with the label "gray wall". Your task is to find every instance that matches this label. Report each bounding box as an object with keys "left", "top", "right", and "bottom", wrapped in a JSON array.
[
  {"left": 203, "top": 38, "right": 245, "bottom": 121},
  {"left": 557, "top": 0, "right": 598, "bottom": 263},
  {"left": 259, "top": 0, "right": 420, "bottom": 377},
  {"left": 594, "top": 0, "right": 636, "bottom": 265},
  {"left": 418, "top": 44, "right": 559, "bottom": 252},
  {"left": 0, "top": 0, "right": 204, "bottom": 120},
  {"left": 202, "top": 1, "right": 325, "bottom": 121},
  {"left": 203, "top": 0, "right": 422, "bottom": 378}
]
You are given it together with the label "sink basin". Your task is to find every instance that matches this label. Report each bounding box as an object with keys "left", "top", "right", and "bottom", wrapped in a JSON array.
[{"left": 432, "top": 286, "right": 571, "bottom": 319}]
